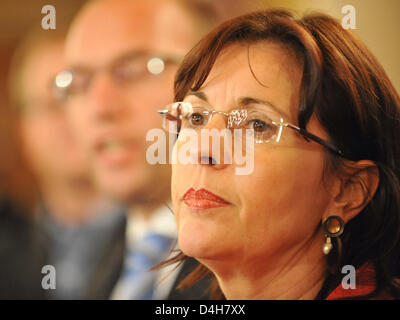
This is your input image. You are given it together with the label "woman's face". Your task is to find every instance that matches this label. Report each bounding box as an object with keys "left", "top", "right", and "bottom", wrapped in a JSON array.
[{"left": 172, "top": 41, "right": 333, "bottom": 270}]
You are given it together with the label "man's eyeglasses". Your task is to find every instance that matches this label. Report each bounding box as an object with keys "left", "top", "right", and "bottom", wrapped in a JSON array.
[
  {"left": 53, "top": 51, "right": 182, "bottom": 99},
  {"left": 158, "top": 101, "right": 344, "bottom": 157}
]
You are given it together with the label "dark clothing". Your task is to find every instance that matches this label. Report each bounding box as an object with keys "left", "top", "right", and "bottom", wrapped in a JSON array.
[
  {"left": 84, "top": 229, "right": 211, "bottom": 300},
  {"left": 82, "top": 212, "right": 127, "bottom": 299},
  {"left": 326, "top": 262, "right": 394, "bottom": 300},
  {"left": 40, "top": 208, "right": 127, "bottom": 300},
  {"left": 0, "top": 199, "right": 210, "bottom": 300},
  {"left": 0, "top": 200, "right": 46, "bottom": 299}
]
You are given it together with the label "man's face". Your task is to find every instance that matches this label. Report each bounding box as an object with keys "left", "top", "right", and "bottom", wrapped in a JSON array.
[
  {"left": 64, "top": 0, "right": 198, "bottom": 203},
  {"left": 19, "top": 41, "right": 90, "bottom": 185}
]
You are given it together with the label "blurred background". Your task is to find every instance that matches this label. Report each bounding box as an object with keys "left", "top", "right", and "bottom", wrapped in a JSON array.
[
  {"left": 1, "top": 0, "right": 400, "bottom": 113},
  {"left": 1, "top": 0, "right": 399, "bottom": 207},
  {"left": 1, "top": 0, "right": 400, "bottom": 103},
  {"left": 0, "top": 0, "right": 398, "bottom": 299}
]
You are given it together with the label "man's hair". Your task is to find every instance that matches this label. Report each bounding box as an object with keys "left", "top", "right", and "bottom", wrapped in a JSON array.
[{"left": 70, "top": 0, "right": 218, "bottom": 47}]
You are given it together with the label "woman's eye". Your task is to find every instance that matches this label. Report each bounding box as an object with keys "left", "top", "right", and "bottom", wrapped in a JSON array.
[
  {"left": 189, "top": 113, "right": 205, "bottom": 126},
  {"left": 249, "top": 119, "right": 271, "bottom": 132}
]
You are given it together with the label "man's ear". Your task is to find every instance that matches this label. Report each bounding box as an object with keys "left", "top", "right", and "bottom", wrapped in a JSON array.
[{"left": 324, "top": 160, "right": 379, "bottom": 224}]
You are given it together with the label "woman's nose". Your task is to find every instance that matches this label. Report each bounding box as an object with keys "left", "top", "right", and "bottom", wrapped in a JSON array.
[
  {"left": 192, "top": 115, "right": 233, "bottom": 170},
  {"left": 191, "top": 147, "right": 229, "bottom": 170},
  {"left": 199, "top": 155, "right": 217, "bottom": 165}
]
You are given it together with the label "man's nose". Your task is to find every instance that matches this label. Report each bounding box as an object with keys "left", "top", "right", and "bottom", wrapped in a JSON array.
[{"left": 86, "top": 72, "right": 125, "bottom": 122}]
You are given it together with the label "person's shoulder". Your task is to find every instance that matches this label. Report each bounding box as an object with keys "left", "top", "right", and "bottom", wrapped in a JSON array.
[
  {"left": 326, "top": 262, "right": 395, "bottom": 300},
  {"left": 0, "top": 198, "right": 47, "bottom": 299}
]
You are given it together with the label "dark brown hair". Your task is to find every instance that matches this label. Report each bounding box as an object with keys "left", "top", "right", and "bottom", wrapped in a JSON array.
[{"left": 160, "top": 9, "right": 400, "bottom": 299}]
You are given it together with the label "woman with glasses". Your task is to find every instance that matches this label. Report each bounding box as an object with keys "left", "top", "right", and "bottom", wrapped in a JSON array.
[{"left": 158, "top": 9, "right": 400, "bottom": 299}]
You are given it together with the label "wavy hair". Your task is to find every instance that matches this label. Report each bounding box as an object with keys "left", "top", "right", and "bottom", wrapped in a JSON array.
[{"left": 159, "top": 9, "right": 400, "bottom": 299}]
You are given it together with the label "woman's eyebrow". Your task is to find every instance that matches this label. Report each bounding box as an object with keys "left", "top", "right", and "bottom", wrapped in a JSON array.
[
  {"left": 186, "top": 90, "right": 209, "bottom": 103},
  {"left": 238, "top": 97, "right": 289, "bottom": 119},
  {"left": 185, "top": 92, "right": 290, "bottom": 119}
]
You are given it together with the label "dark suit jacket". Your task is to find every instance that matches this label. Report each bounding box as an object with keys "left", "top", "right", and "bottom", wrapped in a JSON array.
[
  {"left": 0, "top": 199, "right": 47, "bottom": 299},
  {"left": 83, "top": 213, "right": 211, "bottom": 300},
  {"left": 83, "top": 213, "right": 127, "bottom": 299},
  {"left": 0, "top": 198, "right": 211, "bottom": 300}
]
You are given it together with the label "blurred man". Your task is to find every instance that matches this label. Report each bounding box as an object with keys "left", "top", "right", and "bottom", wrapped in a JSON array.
[
  {"left": 60, "top": 0, "right": 215, "bottom": 299},
  {"left": 8, "top": 27, "right": 126, "bottom": 299}
]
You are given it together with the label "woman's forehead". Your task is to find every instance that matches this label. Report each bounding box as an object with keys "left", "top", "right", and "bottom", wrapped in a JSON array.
[
  {"left": 198, "top": 41, "right": 304, "bottom": 119},
  {"left": 203, "top": 41, "right": 303, "bottom": 84}
]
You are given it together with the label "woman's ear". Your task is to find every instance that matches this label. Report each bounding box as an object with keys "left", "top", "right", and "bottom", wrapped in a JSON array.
[{"left": 324, "top": 160, "right": 379, "bottom": 224}]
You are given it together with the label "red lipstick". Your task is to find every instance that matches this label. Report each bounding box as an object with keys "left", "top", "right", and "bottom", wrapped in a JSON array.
[{"left": 183, "top": 188, "right": 231, "bottom": 209}]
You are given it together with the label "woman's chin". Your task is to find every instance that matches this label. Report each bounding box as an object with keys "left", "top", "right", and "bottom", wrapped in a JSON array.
[{"left": 178, "top": 221, "right": 221, "bottom": 260}]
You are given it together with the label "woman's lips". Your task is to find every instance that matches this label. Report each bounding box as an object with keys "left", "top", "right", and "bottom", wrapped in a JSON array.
[{"left": 182, "top": 188, "right": 231, "bottom": 209}]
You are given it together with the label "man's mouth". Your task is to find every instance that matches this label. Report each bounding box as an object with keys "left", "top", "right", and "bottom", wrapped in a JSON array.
[
  {"left": 99, "top": 139, "right": 129, "bottom": 151},
  {"left": 94, "top": 138, "right": 138, "bottom": 167}
]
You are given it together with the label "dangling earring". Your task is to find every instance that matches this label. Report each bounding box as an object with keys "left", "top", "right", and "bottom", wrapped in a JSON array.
[{"left": 322, "top": 216, "right": 344, "bottom": 255}]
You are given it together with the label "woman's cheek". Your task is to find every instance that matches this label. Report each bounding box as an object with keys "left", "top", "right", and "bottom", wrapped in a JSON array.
[{"left": 171, "top": 163, "right": 182, "bottom": 221}]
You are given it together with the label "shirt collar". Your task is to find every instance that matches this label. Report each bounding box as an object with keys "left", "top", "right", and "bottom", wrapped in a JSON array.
[{"left": 126, "top": 203, "right": 177, "bottom": 246}]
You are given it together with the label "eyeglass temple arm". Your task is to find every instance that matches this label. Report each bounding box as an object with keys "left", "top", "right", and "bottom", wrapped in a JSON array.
[
  {"left": 158, "top": 109, "right": 344, "bottom": 157},
  {"left": 285, "top": 123, "right": 344, "bottom": 157}
]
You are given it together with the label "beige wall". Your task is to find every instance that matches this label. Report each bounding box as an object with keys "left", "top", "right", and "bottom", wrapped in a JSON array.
[
  {"left": 0, "top": 0, "right": 398, "bottom": 93},
  {"left": 247, "top": 0, "right": 400, "bottom": 93}
]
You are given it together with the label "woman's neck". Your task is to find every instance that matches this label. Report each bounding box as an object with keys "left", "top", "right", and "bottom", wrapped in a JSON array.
[
  {"left": 205, "top": 234, "right": 327, "bottom": 299},
  {"left": 40, "top": 176, "right": 99, "bottom": 226}
]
